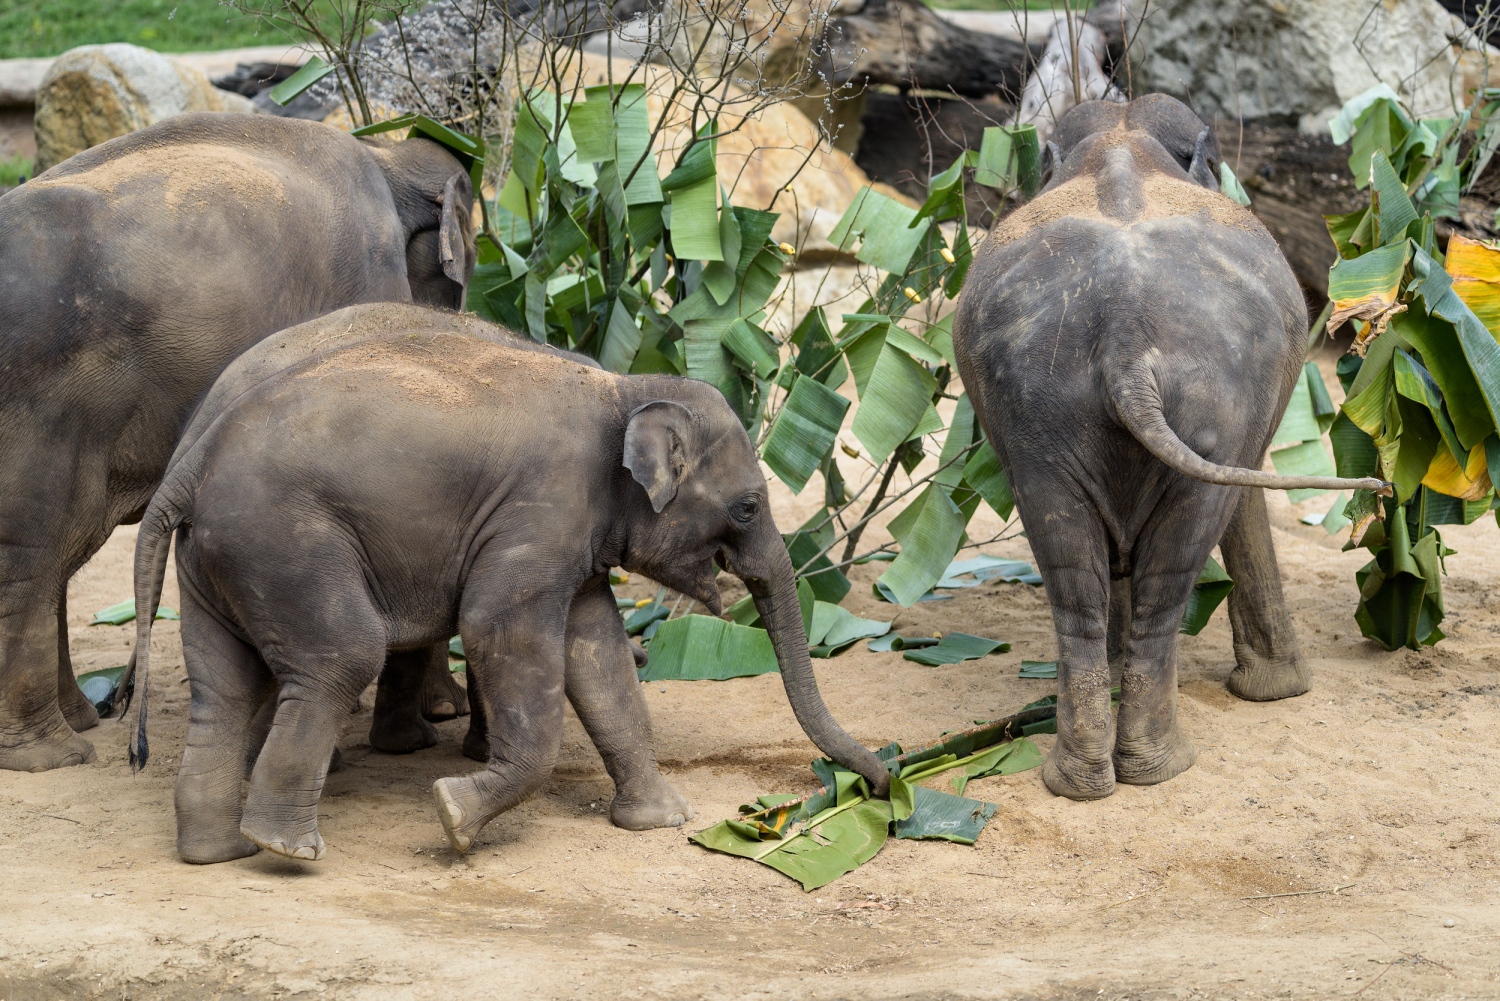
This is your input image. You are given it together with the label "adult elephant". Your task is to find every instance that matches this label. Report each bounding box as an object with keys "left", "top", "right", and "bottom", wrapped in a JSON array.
[
  {"left": 0, "top": 112, "right": 477, "bottom": 772},
  {"left": 953, "top": 95, "right": 1388, "bottom": 801}
]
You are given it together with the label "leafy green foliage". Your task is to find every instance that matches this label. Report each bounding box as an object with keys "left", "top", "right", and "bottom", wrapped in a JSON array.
[{"left": 1323, "top": 84, "right": 1500, "bottom": 649}]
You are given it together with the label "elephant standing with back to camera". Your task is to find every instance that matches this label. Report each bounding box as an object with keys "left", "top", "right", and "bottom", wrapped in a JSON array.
[
  {"left": 953, "top": 95, "right": 1389, "bottom": 801},
  {"left": 0, "top": 112, "right": 478, "bottom": 772}
]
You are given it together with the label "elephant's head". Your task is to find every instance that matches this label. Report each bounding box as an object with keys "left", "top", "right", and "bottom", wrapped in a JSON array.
[
  {"left": 618, "top": 391, "right": 891, "bottom": 794},
  {"left": 1043, "top": 94, "right": 1222, "bottom": 192},
  {"left": 368, "top": 137, "right": 477, "bottom": 310}
]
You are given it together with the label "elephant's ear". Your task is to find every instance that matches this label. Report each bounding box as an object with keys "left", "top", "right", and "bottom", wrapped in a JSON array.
[
  {"left": 623, "top": 401, "right": 694, "bottom": 513},
  {"left": 1187, "top": 128, "right": 1219, "bottom": 190},
  {"left": 438, "top": 171, "right": 476, "bottom": 293}
]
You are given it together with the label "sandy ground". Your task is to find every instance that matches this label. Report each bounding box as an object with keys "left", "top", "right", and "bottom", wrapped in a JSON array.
[{"left": 4, "top": 360, "right": 1500, "bottom": 1000}]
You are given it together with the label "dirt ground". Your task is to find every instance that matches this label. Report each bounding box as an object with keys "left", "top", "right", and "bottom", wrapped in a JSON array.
[{"left": 4, "top": 376, "right": 1500, "bottom": 1000}]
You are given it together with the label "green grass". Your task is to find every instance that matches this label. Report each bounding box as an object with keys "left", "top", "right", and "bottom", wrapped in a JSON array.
[
  {"left": 0, "top": 154, "right": 31, "bottom": 188},
  {"left": 0, "top": 0, "right": 295, "bottom": 60}
]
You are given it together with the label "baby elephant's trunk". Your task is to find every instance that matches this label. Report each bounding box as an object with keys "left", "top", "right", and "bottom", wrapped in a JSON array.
[{"left": 1108, "top": 359, "right": 1393, "bottom": 496}]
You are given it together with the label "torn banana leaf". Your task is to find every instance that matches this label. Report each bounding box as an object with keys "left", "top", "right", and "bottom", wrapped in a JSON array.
[
  {"left": 875, "top": 487, "right": 965, "bottom": 606},
  {"left": 91, "top": 599, "right": 179, "bottom": 626},
  {"left": 1179, "top": 556, "right": 1234, "bottom": 636},
  {"left": 1270, "top": 438, "right": 1337, "bottom": 503},
  {"left": 901, "top": 632, "right": 1010, "bottom": 666},
  {"left": 866, "top": 633, "right": 940, "bottom": 652},
  {"left": 1354, "top": 514, "right": 1450, "bottom": 650},
  {"left": 828, "top": 186, "right": 931, "bottom": 274},
  {"left": 76, "top": 666, "right": 128, "bottom": 717},
  {"left": 637, "top": 614, "right": 778, "bottom": 681},
  {"left": 938, "top": 554, "right": 1041, "bottom": 587},
  {"left": 1327, "top": 241, "right": 1412, "bottom": 350},
  {"left": 1018, "top": 660, "right": 1057, "bottom": 679},
  {"left": 623, "top": 601, "right": 671, "bottom": 636},
  {"left": 761, "top": 374, "right": 850, "bottom": 494},
  {"left": 692, "top": 708, "right": 1050, "bottom": 890},
  {"left": 807, "top": 601, "right": 891, "bottom": 657},
  {"left": 872, "top": 581, "right": 951, "bottom": 604}
]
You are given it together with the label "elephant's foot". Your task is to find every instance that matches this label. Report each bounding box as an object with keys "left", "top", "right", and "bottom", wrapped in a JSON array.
[
  {"left": 610, "top": 775, "right": 692, "bottom": 831},
  {"left": 178, "top": 831, "right": 261, "bottom": 865},
  {"left": 59, "top": 682, "right": 100, "bottom": 732},
  {"left": 432, "top": 775, "right": 488, "bottom": 853},
  {"left": 0, "top": 726, "right": 96, "bottom": 772},
  {"left": 1114, "top": 726, "right": 1197, "bottom": 786},
  {"left": 1227, "top": 647, "right": 1310, "bottom": 702},
  {"left": 461, "top": 723, "right": 490, "bottom": 763},
  {"left": 240, "top": 811, "right": 326, "bottom": 861},
  {"left": 1041, "top": 742, "right": 1115, "bottom": 801},
  {"left": 369, "top": 708, "right": 438, "bottom": 755},
  {"left": 422, "top": 665, "right": 469, "bottom": 722}
]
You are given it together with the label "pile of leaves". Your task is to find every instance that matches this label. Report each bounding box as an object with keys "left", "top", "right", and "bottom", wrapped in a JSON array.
[
  {"left": 1319, "top": 84, "right": 1500, "bottom": 649},
  {"left": 691, "top": 702, "right": 1060, "bottom": 891}
]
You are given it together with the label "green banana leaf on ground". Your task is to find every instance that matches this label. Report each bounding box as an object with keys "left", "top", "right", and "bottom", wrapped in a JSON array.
[
  {"left": 691, "top": 702, "right": 1056, "bottom": 890},
  {"left": 91, "top": 599, "right": 178, "bottom": 625}
]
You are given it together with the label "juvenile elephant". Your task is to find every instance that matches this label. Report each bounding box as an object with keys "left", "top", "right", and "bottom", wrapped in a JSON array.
[
  {"left": 952, "top": 95, "right": 1387, "bottom": 801},
  {"left": 128, "top": 305, "right": 890, "bottom": 863},
  {"left": 0, "top": 112, "right": 477, "bottom": 772},
  {"left": 148, "top": 303, "right": 593, "bottom": 758}
]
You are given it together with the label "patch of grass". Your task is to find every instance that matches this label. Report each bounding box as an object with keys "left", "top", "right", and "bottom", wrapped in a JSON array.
[
  {"left": 0, "top": 1, "right": 297, "bottom": 60},
  {"left": 0, "top": 154, "right": 31, "bottom": 188}
]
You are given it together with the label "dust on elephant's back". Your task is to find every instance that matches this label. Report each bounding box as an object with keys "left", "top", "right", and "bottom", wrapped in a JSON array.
[
  {"left": 296, "top": 336, "right": 622, "bottom": 414},
  {"left": 28, "top": 143, "right": 295, "bottom": 212}
]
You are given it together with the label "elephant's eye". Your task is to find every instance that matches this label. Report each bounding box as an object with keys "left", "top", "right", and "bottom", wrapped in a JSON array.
[{"left": 730, "top": 496, "right": 760, "bottom": 525}]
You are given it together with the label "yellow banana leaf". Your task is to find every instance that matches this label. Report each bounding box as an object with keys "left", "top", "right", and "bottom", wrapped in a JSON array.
[
  {"left": 1422, "top": 439, "right": 1493, "bottom": 501},
  {"left": 1328, "top": 242, "right": 1412, "bottom": 354},
  {"left": 1445, "top": 235, "right": 1500, "bottom": 333}
]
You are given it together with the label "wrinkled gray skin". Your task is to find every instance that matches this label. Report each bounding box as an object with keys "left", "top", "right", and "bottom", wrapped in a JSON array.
[
  {"left": 130, "top": 303, "right": 888, "bottom": 864},
  {"left": 153, "top": 304, "right": 602, "bottom": 757},
  {"left": 953, "top": 95, "right": 1387, "bottom": 802},
  {"left": 0, "top": 113, "right": 477, "bottom": 773}
]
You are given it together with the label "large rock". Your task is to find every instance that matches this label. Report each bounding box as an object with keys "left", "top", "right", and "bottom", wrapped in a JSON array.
[
  {"left": 1126, "top": 0, "right": 1487, "bottom": 132},
  {"left": 33, "top": 43, "right": 255, "bottom": 173}
]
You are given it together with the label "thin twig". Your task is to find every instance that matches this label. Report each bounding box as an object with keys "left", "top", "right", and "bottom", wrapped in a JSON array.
[{"left": 1239, "top": 883, "right": 1355, "bottom": 901}]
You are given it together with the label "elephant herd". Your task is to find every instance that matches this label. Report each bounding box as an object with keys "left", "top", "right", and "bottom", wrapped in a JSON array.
[{"left": 0, "top": 96, "right": 1383, "bottom": 864}]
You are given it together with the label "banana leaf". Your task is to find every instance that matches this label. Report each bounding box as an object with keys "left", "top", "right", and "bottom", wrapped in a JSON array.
[
  {"left": 1269, "top": 439, "right": 1337, "bottom": 503},
  {"left": 1327, "top": 241, "right": 1411, "bottom": 346},
  {"left": 1179, "top": 556, "right": 1234, "bottom": 636},
  {"left": 867, "top": 633, "right": 941, "bottom": 652},
  {"left": 962, "top": 441, "right": 1015, "bottom": 519},
  {"left": 807, "top": 601, "right": 891, "bottom": 656},
  {"left": 785, "top": 531, "right": 851, "bottom": 604},
  {"left": 637, "top": 614, "right": 778, "bottom": 681},
  {"left": 850, "top": 344, "right": 939, "bottom": 464},
  {"left": 1371, "top": 149, "right": 1418, "bottom": 244},
  {"left": 901, "top": 632, "right": 1009, "bottom": 666},
  {"left": 91, "top": 600, "right": 179, "bottom": 626},
  {"left": 1219, "top": 162, "right": 1251, "bottom": 206},
  {"left": 76, "top": 666, "right": 128, "bottom": 717},
  {"left": 270, "top": 57, "right": 335, "bottom": 106},
  {"left": 1354, "top": 515, "right": 1448, "bottom": 650},
  {"left": 890, "top": 781, "right": 996, "bottom": 843},
  {"left": 828, "top": 186, "right": 931, "bottom": 274},
  {"left": 876, "top": 487, "right": 965, "bottom": 606},
  {"left": 1018, "top": 660, "right": 1057, "bottom": 678}
]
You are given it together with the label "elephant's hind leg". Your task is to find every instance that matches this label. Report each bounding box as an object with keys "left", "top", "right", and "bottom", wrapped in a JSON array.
[
  {"left": 56, "top": 593, "right": 99, "bottom": 733},
  {"left": 565, "top": 575, "right": 690, "bottom": 831},
  {"left": 240, "top": 603, "right": 386, "bottom": 862},
  {"left": 176, "top": 589, "right": 274, "bottom": 864},
  {"left": 1221, "top": 487, "right": 1310, "bottom": 702},
  {"left": 1012, "top": 483, "right": 1116, "bottom": 800}
]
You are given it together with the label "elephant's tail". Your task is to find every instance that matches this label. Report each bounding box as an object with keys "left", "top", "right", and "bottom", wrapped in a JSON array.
[
  {"left": 122, "top": 452, "right": 201, "bottom": 772},
  {"left": 1107, "top": 359, "right": 1393, "bottom": 496}
]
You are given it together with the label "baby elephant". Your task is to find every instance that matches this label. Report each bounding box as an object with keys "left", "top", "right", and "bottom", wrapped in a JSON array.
[
  {"left": 130, "top": 308, "right": 888, "bottom": 863},
  {"left": 953, "top": 95, "right": 1387, "bottom": 801}
]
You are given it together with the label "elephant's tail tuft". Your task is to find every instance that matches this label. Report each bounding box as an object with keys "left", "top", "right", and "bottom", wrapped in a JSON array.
[{"left": 1107, "top": 357, "right": 1393, "bottom": 496}]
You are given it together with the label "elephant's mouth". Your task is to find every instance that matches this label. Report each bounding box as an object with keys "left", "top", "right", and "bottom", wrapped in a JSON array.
[{"left": 713, "top": 548, "right": 728, "bottom": 573}]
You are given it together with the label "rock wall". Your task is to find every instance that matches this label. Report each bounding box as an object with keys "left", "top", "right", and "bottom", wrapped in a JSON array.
[{"left": 1127, "top": 0, "right": 1486, "bottom": 132}]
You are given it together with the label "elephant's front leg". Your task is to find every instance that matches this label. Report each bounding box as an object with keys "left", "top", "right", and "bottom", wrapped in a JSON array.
[
  {"left": 565, "top": 574, "right": 691, "bottom": 830},
  {"left": 432, "top": 584, "right": 569, "bottom": 854},
  {"left": 369, "top": 646, "right": 442, "bottom": 754},
  {"left": 1220, "top": 487, "right": 1310, "bottom": 702}
]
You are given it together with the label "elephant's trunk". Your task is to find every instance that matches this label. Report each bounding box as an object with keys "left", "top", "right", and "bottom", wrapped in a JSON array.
[{"left": 742, "top": 532, "right": 891, "bottom": 796}]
